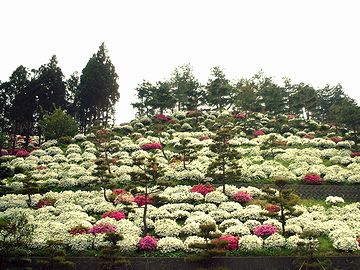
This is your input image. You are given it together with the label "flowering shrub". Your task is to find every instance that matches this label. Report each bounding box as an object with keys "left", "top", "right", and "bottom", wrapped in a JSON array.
[
  {"left": 69, "top": 225, "right": 89, "bottom": 235},
  {"left": 114, "top": 192, "right": 134, "bottom": 205},
  {"left": 265, "top": 204, "right": 280, "bottom": 213},
  {"left": 154, "top": 114, "right": 172, "bottom": 122},
  {"left": 254, "top": 130, "right": 265, "bottom": 137},
  {"left": 88, "top": 223, "right": 117, "bottom": 234},
  {"left": 190, "top": 184, "right": 215, "bottom": 196},
  {"left": 329, "top": 137, "right": 342, "bottom": 144},
  {"left": 234, "top": 113, "right": 246, "bottom": 120},
  {"left": 133, "top": 195, "right": 153, "bottom": 206},
  {"left": 253, "top": 224, "right": 278, "bottom": 237},
  {"left": 351, "top": 152, "right": 360, "bottom": 158},
  {"left": 16, "top": 149, "right": 30, "bottom": 157},
  {"left": 113, "top": 188, "right": 127, "bottom": 195},
  {"left": 325, "top": 196, "right": 344, "bottom": 205},
  {"left": 140, "top": 142, "right": 162, "bottom": 150},
  {"left": 357, "top": 238, "right": 360, "bottom": 247},
  {"left": 303, "top": 133, "right": 315, "bottom": 139},
  {"left": 101, "top": 211, "right": 126, "bottom": 221},
  {"left": 303, "top": 173, "right": 324, "bottom": 185},
  {"left": 139, "top": 236, "right": 157, "bottom": 251},
  {"left": 199, "top": 135, "right": 210, "bottom": 141},
  {"left": 287, "top": 114, "right": 296, "bottom": 119},
  {"left": 34, "top": 198, "right": 57, "bottom": 209},
  {"left": 233, "top": 191, "right": 252, "bottom": 203},
  {"left": 218, "top": 235, "right": 239, "bottom": 250}
]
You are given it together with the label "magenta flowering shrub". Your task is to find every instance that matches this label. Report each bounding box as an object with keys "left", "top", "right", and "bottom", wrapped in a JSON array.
[
  {"left": 253, "top": 224, "right": 278, "bottom": 237},
  {"left": 329, "top": 136, "right": 342, "bottom": 143},
  {"left": 101, "top": 211, "right": 126, "bottom": 221},
  {"left": 190, "top": 184, "right": 215, "bottom": 196},
  {"left": 88, "top": 223, "right": 117, "bottom": 234},
  {"left": 357, "top": 238, "right": 360, "bottom": 247},
  {"left": 199, "top": 135, "right": 210, "bottom": 141},
  {"left": 351, "top": 152, "right": 360, "bottom": 158},
  {"left": 133, "top": 195, "right": 153, "bottom": 206},
  {"left": 234, "top": 113, "right": 246, "bottom": 120},
  {"left": 15, "top": 149, "right": 30, "bottom": 157},
  {"left": 154, "top": 114, "right": 172, "bottom": 122},
  {"left": 254, "top": 130, "right": 265, "bottom": 137},
  {"left": 265, "top": 204, "right": 280, "bottom": 213},
  {"left": 303, "top": 173, "right": 324, "bottom": 185},
  {"left": 218, "top": 235, "right": 239, "bottom": 250},
  {"left": 233, "top": 191, "right": 252, "bottom": 203},
  {"left": 140, "top": 142, "right": 163, "bottom": 150},
  {"left": 34, "top": 198, "right": 56, "bottom": 209},
  {"left": 139, "top": 236, "right": 158, "bottom": 251}
]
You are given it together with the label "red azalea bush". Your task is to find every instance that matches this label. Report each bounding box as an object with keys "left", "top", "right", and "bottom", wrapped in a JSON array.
[
  {"left": 329, "top": 136, "right": 342, "bottom": 143},
  {"left": 190, "top": 184, "right": 215, "bottom": 196},
  {"left": 233, "top": 191, "right": 252, "bottom": 203},
  {"left": 357, "top": 238, "right": 360, "bottom": 247},
  {"left": 154, "top": 114, "right": 172, "bottom": 122},
  {"left": 139, "top": 236, "right": 158, "bottom": 251},
  {"left": 141, "top": 142, "right": 163, "bottom": 150},
  {"left": 303, "top": 134, "right": 315, "bottom": 139},
  {"left": 234, "top": 113, "right": 247, "bottom": 120},
  {"left": 199, "top": 135, "right": 210, "bottom": 141},
  {"left": 254, "top": 130, "right": 265, "bottom": 137},
  {"left": 112, "top": 189, "right": 127, "bottom": 195},
  {"left": 303, "top": 173, "right": 324, "bottom": 185},
  {"left": 16, "top": 149, "right": 30, "bottom": 157},
  {"left": 69, "top": 225, "right": 89, "bottom": 235},
  {"left": 350, "top": 152, "right": 360, "bottom": 158},
  {"left": 133, "top": 195, "right": 153, "bottom": 206},
  {"left": 265, "top": 204, "right": 281, "bottom": 213},
  {"left": 88, "top": 223, "right": 117, "bottom": 234},
  {"left": 34, "top": 198, "right": 57, "bottom": 209},
  {"left": 253, "top": 224, "right": 278, "bottom": 237},
  {"left": 218, "top": 235, "right": 239, "bottom": 250},
  {"left": 287, "top": 114, "right": 296, "bottom": 119},
  {"left": 101, "top": 211, "right": 126, "bottom": 221}
]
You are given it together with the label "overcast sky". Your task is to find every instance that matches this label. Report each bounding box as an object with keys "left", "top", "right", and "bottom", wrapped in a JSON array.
[{"left": 1, "top": 0, "right": 359, "bottom": 123}]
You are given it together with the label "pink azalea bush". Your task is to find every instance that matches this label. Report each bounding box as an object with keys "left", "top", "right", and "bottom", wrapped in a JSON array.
[
  {"left": 233, "top": 191, "right": 252, "bottom": 203},
  {"left": 329, "top": 136, "right": 342, "bottom": 143},
  {"left": 351, "top": 152, "right": 360, "bottom": 158},
  {"left": 254, "top": 130, "right": 265, "bottom": 137},
  {"left": 34, "top": 198, "right": 56, "bottom": 209},
  {"left": 101, "top": 211, "right": 126, "bottom": 221},
  {"left": 141, "top": 142, "right": 163, "bottom": 150},
  {"left": 69, "top": 225, "right": 89, "bottom": 235},
  {"left": 265, "top": 204, "right": 280, "bottom": 213},
  {"left": 190, "top": 184, "right": 215, "bottom": 196},
  {"left": 88, "top": 223, "right": 117, "bottom": 234},
  {"left": 303, "top": 173, "right": 324, "bottom": 185},
  {"left": 199, "top": 135, "right": 210, "bottom": 141},
  {"left": 218, "top": 235, "right": 239, "bottom": 250},
  {"left": 139, "top": 236, "right": 158, "bottom": 251},
  {"left": 287, "top": 114, "right": 296, "bottom": 119},
  {"left": 16, "top": 149, "right": 30, "bottom": 157},
  {"left": 154, "top": 114, "right": 172, "bottom": 122},
  {"left": 234, "top": 113, "right": 247, "bottom": 120},
  {"left": 303, "top": 133, "right": 315, "bottom": 139},
  {"left": 253, "top": 224, "right": 278, "bottom": 237},
  {"left": 133, "top": 195, "right": 153, "bottom": 206}
]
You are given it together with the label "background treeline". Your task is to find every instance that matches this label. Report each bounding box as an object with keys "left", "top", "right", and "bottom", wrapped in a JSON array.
[
  {"left": 132, "top": 65, "right": 360, "bottom": 132},
  {"left": 0, "top": 43, "right": 119, "bottom": 146}
]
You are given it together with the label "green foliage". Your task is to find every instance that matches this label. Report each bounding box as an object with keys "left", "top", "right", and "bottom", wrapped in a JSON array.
[
  {"left": 39, "top": 240, "right": 75, "bottom": 270},
  {"left": 100, "top": 232, "right": 128, "bottom": 270},
  {"left": 39, "top": 108, "right": 78, "bottom": 140},
  {"left": 173, "top": 138, "right": 199, "bottom": 170}
]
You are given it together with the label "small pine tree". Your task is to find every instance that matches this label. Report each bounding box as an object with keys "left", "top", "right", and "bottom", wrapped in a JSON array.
[{"left": 173, "top": 138, "right": 199, "bottom": 170}]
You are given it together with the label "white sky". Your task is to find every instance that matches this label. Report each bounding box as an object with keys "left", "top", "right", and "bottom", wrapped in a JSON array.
[{"left": 1, "top": 0, "right": 359, "bottom": 123}]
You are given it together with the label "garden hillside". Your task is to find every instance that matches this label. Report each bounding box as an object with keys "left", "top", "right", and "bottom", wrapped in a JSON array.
[{"left": 1, "top": 110, "right": 360, "bottom": 269}]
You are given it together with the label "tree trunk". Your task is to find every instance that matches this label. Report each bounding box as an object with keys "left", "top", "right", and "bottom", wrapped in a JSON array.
[{"left": 143, "top": 185, "right": 148, "bottom": 236}]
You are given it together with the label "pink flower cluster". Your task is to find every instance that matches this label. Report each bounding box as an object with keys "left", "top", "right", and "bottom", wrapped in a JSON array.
[
  {"left": 133, "top": 195, "right": 153, "bottom": 206},
  {"left": 101, "top": 211, "right": 126, "bottom": 221},
  {"left": 113, "top": 189, "right": 127, "bottom": 195},
  {"left": 303, "top": 134, "right": 315, "bottom": 139},
  {"left": 329, "top": 136, "right": 342, "bottom": 143},
  {"left": 357, "top": 238, "right": 360, "bottom": 247},
  {"left": 287, "top": 114, "right": 296, "bottom": 119},
  {"left": 199, "top": 135, "right": 210, "bottom": 141},
  {"left": 253, "top": 224, "right": 278, "bottom": 237},
  {"left": 69, "top": 226, "right": 89, "bottom": 235},
  {"left": 141, "top": 142, "right": 163, "bottom": 150},
  {"left": 265, "top": 204, "right": 280, "bottom": 213},
  {"left": 16, "top": 149, "right": 30, "bottom": 157},
  {"left": 190, "top": 184, "right": 215, "bottom": 196},
  {"left": 88, "top": 223, "right": 117, "bottom": 234},
  {"left": 254, "top": 130, "right": 265, "bottom": 137},
  {"left": 351, "top": 152, "right": 360, "bottom": 158},
  {"left": 233, "top": 191, "right": 252, "bottom": 203},
  {"left": 34, "top": 198, "right": 56, "bottom": 209},
  {"left": 234, "top": 113, "right": 246, "bottom": 120},
  {"left": 218, "top": 235, "right": 239, "bottom": 250},
  {"left": 139, "top": 236, "right": 158, "bottom": 251},
  {"left": 303, "top": 173, "right": 324, "bottom": 185},
  {"left": 154, "top": 114, "right": 172, "bottom": 122}
]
